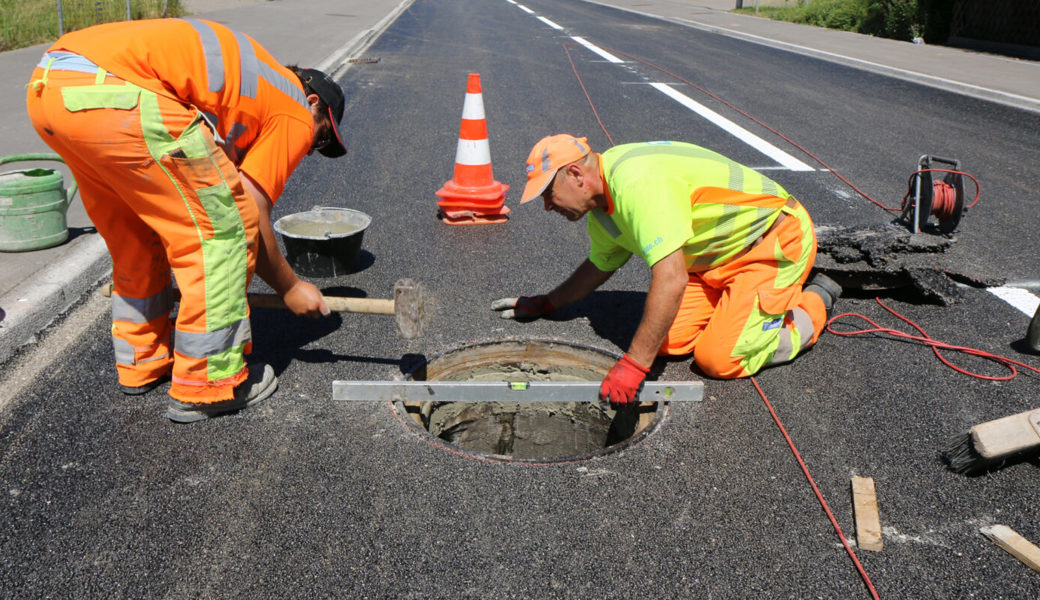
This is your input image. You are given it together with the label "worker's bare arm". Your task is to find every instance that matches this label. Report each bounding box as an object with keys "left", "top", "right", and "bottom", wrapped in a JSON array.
[
  {"left": 625, "top": 248, "right": 686, "bottom": 368},
  {"left": 241, "top": 174, "right": 329, "bottom": 317},
  {"left": 546, "top": 258, "right": 614, "bottom": 311}
]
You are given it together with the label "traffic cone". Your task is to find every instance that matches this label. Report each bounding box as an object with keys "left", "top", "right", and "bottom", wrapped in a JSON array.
[{"left": 436, "top": 73, "right": 510, "bottom": 225}]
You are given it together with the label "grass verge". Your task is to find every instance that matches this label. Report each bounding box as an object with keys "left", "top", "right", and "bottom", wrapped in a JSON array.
[{"left": 0, "top": 0, "right": 185, "bottom": 52}]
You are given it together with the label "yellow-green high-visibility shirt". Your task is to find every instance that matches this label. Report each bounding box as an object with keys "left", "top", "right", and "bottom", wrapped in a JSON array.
[{"left": 588, "top": 141, "right": 793, "bottom": 272}]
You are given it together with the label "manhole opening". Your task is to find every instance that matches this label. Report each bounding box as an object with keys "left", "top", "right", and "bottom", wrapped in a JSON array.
[{"left": 395, "top": 340, "right": 661, "bottom": 462}]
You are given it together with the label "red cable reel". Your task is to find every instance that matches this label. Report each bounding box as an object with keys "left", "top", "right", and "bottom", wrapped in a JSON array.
[{"left": 899, "top": 155, "right": 968, "bottom": 234}]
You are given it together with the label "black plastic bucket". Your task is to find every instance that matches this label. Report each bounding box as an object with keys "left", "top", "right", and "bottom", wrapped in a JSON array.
[{"left": 273, "top": 207, "right": 371, "bottom": 277}]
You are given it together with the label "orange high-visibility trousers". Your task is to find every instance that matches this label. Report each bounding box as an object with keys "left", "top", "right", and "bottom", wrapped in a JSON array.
[
  {"left": 659, "top": 200, "right": 827, "bottom": 379},
  {"left": 27, "top": 65, "right": 258, "bottom": 403}
]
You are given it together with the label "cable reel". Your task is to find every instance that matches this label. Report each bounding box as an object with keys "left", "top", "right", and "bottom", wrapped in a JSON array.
[{"left": 899, "top": 155, "right": 966, "bottom": 235}]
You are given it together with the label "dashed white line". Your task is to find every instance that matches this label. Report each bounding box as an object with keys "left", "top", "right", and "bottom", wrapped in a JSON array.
[
  {"left": 649, "top": 83, "right": 815, "bottom": 172},
  {"left": 515, "top": 2, "right": 814, "bottom": 172},
  {"left": 570, "top": 36, "right": 624, "bottom": 63},
  {"left": 538, "top": 16, "right": 564, "bottom": 30},
  {"left": 987, "top": 286, "right": 1040, "bottom": 318}
]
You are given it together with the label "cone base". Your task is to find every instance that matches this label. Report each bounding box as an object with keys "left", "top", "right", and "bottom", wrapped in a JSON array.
[
  {"left": 435, "top": 178, "right": 509, "bottom": 203},
  {"left": 438, "top": 206, "right": 510, "bottom": 226}
]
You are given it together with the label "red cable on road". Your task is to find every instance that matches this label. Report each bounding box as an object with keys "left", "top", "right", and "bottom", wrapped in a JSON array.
[
  {"left": 751, "top": 377, "right": 881, "bottom": 600},
  {"left": 563, "top": 43, "right": 615, "bottom": 147},
  {"left": 827, "top": 299, "right": 1040, "bottom": 381},
  {"left": 561, "top": 40, "right": 883, "bottom": 598}
]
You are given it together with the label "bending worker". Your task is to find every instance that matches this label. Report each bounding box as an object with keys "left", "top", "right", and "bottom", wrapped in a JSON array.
[
  {"left": 26, "top": 19, "right": 348, "bottom": 422},
  {"left": 493, "top": 135, "right": 841, "bottom": 406}
]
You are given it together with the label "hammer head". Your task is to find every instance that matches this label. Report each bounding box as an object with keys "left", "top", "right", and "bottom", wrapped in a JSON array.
[{"left": 393, "top": 278, "right": 424, "bottom": 339}]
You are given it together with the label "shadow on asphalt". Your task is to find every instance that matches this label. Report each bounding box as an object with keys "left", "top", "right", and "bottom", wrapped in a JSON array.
[
  {"left": 249, "top": 304, "right": 403, "bottom": 374},
  {"left": 550, "top": 290, "right": 646, "bottom": 350}
]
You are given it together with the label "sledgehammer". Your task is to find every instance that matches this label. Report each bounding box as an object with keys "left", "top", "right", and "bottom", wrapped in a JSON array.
[{"left": 101, "top": 278, "right": 424, "bottom": 339}]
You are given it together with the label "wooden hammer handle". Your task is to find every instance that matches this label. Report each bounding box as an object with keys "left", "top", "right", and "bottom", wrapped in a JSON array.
[
  {"left": 247, "top": 293, "right": 395, "bottom": 315},
  {"left": 101, "top": 284, "right": 394, "bottom": 316}
]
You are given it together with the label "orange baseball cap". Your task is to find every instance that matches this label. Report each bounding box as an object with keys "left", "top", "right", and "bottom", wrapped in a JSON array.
[{"left": 520, "top": 134, "right": 592, "bottom": 203}]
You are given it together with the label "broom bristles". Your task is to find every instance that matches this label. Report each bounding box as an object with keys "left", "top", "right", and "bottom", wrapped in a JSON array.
[{"left": 943, "top": 433, "right": 984, "bottom": 474}]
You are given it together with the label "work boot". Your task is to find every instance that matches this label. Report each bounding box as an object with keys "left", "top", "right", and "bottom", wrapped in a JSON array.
[
  {"left": 165, "top": 364, "right": 278, "bottom": 424},
  {"left": 804, "top": 273, "right": 842, "bottom": 315},
  {"left": 120, "top": 374, "right": 170, "bottom": 396}
]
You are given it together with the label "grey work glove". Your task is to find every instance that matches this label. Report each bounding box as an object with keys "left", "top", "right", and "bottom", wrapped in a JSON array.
[{"left": 491, "top": 295, "right": 555, "bottom": 321}]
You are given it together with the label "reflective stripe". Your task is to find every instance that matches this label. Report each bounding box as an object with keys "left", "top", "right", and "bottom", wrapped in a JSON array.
[
  {"left": 258, "top": 62, "right": 308, "bottom": 109},
  {"left": 182, "top": 19, "right": 225, "bottom": 93},
  {"left": 609, "top": 143, "right": 728, "bottom": 174},
  {"left": 770, "top": 307, "right": 814, "bottom": 366},
  {"left": 112, "top": 336, "right": 170, "bottom": 366},
  {"left": 234, "top": 31, "right": 259, "bottom": 99},
  {"left": 541, "top": 147, "right": 551, "bottom": 173},
  {"left": 223, "top": 122, "right": 250, "bottom": 163},
  {"left": 112, "top": 286, "right": 175, "bottom": 324},
  {"left": 37, "top": 51, "right": 99, "bottom": 73},
  {"left": 182, "top": 19, "right": 306, "bottom": 117},
  {"left": 728, "top": 161, "right": 743, "bottom": 192},
  {"left": 713, "top": 204, "right": 742, "bottom": 241},
  {"left": 683, "top": 205, "right": 775, "bottom": 268},
  {"left": 590, "top": 208, "right": 621, "bottom": 238},
  {"left": 200, "top": 111, "right": 224, "bottom": 142},
  {"left": 175, "top": 318, "right": 252, "bottom": 359},
  {"left": 113, "top": 337, "right": 135, "bottom": 365}
]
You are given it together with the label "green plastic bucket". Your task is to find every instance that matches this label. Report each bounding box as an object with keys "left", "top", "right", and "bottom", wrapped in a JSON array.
[{"left": 0, "top": 154, "right": 78, "bottom": 252}]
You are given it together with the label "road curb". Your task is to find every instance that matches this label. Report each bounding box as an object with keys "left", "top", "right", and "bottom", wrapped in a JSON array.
[
  {"left": 320, "top": 0, "right": 415, "bottom": 77},
  {"left": 0, "top": 235, "right": 110, "bottom": 365}
]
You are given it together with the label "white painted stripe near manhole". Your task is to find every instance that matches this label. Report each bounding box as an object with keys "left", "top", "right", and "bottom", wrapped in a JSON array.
[
  {"left": 571, "top": 36, "right": 624, "bottom": 63},
  {"left": 650, "top": 83, "right": 815, "bottom": 172},
  {"left": 987, "top": 286, "right": 1040, "bottom": 317},
  {"left": 538, "top": 16, "right": 564, "bottom": 30},
  {"left": 517, "top": 4, "right": 534, "bottom": 14}
]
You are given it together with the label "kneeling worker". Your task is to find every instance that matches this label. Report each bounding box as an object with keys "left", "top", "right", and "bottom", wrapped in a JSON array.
[
  {"left": 493, "top": 135, "right": 840, "bottom": 406},
  {"left": 27, "top": 19, "right": 348, "bottom": 422}
]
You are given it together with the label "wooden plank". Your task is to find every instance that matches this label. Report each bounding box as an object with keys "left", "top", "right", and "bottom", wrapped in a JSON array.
[
  {"left": 981, "top": 525, "right": 1040, "bottom": 574},
  {"left": 851, "top": 476, "right": 883, "bottom": 552}
]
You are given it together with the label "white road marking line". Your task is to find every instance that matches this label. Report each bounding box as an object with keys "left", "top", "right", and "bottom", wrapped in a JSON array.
[
  {"left": 522, "top": 4, "right": 814, "bottom": 172},
  {"left": 517, "top": 4, "right": 534, "bottom": 14},
  {"left": 538, "top": 16, "right": 565, "bottom": 30},
  {"left": 570, "top": 36, "right": 624, "bottom": 63},
  {"left": 987, "top": 286, "right": 1040, "bottom": 317},
  {"left": 649, "top": 83, "right": 815, "bottom": 172}
]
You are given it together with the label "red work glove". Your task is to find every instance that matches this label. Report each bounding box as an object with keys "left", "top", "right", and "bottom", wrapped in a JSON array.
[
  {"left": 491, "top": 295, "right": 555, "bottom": 321},
  {"left": 599, "top": 354, "right": 650, "bottom": 407}
]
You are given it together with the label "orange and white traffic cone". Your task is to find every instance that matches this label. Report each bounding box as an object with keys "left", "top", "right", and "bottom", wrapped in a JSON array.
[{"left": 436, "top": 73, "right": 510, "bottom": 225}]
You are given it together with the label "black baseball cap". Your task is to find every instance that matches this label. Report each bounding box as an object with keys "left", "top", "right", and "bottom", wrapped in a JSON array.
[{"left": 299, "top": 68, "right": 347, "bottom": 158}]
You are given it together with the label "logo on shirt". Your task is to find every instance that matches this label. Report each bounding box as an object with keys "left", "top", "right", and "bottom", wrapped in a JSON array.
[
  {"left": 762, "top": 317, "right": 783, "bottom": 331},
  {"left": 642, "top": 236, "right": 664, "bottom": 255}
]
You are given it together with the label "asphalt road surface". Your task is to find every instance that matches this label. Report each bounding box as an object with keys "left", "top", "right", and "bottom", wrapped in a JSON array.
[{"left": 2, "top": 0, "right": 1039, "bottom": 597}]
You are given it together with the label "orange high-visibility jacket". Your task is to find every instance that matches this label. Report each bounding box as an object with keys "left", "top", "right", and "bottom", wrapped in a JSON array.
[{"left": 49, "top": 18, "right": 313, "bottom": 202}]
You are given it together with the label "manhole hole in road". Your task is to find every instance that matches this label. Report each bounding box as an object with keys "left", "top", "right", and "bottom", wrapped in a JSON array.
[{"left": 393, "top": 339, "right": 663, "bottom": 463}]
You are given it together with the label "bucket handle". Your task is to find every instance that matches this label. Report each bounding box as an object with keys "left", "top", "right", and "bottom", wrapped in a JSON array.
[{"left": 0, "top": 153, "right": 79, "bottom": 210}]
